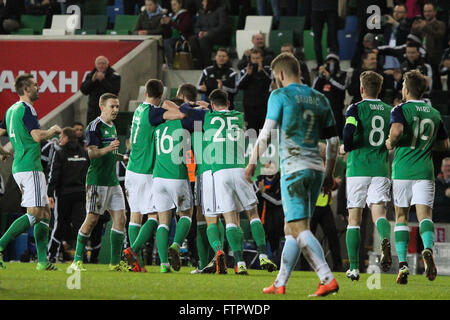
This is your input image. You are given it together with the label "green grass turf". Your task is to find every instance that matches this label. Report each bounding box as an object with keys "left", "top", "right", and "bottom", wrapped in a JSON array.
[{"left": 0, "top": 262, "right": 449, "bottom": 300}]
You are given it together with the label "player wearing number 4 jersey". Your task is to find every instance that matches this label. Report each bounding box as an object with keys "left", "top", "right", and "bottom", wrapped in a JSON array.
[
  {"left": 386, "top": 70, "right": 449, "bottom": 285},
  {"left": 0, "top": 74, "right": 62, "bottom": 271},
  {"left": 342, "top": 71, "right": 393, "bottom": 281},
  {"left": 246, "top": 53, "right": 340, "bottom": 296}
]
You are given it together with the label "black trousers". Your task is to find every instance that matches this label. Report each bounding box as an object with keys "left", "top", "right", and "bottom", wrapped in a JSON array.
[
  {"left": 188, "top": 34, "right": 227, "bottom": 69},
  {"left": 311, "top": 10, "right": 339, "bottom": 66},
  {"left": 48, "top": 192, "right": 85, "bottom": 259}
]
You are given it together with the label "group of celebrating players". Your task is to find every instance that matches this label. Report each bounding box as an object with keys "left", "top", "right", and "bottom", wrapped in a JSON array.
[{"left": 0, "top": 51, "right": 448, "bottom": 297}]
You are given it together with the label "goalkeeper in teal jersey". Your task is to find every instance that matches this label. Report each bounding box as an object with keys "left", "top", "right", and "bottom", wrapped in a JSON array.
[
  {"left": 123, "top": 80, "right": 187, "bottom": 272},
  {"left": 246, "top": 53, "right": 340, "bottom": 296},
  {"left": 341, "top": 71, "right": 393, "bottom": 281},
  {"left": 0, "top": 74, "right": 62, "bottom": 271},
  {"left": 386, "top": 70, "right": 449, "bottom": 285},
  {"left": 179, "top": 89, "right": 277, "bottom": 275},
  {"left": 69, "top": 93, "right": 130, "bottom": 272}
]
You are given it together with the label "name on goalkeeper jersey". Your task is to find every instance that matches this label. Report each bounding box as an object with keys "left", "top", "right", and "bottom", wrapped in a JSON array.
[{"left": 295, "top": 95, "right": 319, "bottom": 105}]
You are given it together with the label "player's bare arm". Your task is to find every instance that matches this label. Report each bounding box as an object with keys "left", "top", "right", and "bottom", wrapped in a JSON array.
[
  {"left": 30, "top": 125, "right": 62, "bottom": 143},
  {"left": 386, "top": 122, "right": 404, "bottom": 150},
  {"left": 88, "top": 139, "right": 119, "bottom": 159}
]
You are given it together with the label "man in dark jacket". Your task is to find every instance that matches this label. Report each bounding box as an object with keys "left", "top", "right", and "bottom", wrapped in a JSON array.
[
  {"left": 133, "top": 0, "right": 166, "bottom": 36},
  {"left": 47, "top": 127, "right": 89, "bottom": 263},
  {"left": 188, "top": 0, "right": 229, "bottom": 69},
  {"left": 80, "top": 56, "right": 121, "bottom": 125},
  {"left": 197, "top": 48, "right": 237, "bottom": 108},
  {"left": 313, "top": 53, "right": 347, "bottom": 138},
  {"left": 237, "top": 48, "right": 272, "bottom": 131},
  {"left": 237, "top": 32, "right": 275, "bottom": 71}
]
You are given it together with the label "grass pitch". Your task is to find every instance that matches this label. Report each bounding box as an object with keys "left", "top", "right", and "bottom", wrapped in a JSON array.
[{"left": 0, "top": 262, "right": 449, "bottom": 300}]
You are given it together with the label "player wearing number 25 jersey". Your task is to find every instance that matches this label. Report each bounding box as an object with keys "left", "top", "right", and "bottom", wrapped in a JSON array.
[
  {"left": 343, "top": 71, "right": 393, "bottom": 281},
  {"left": 387, "top": 70, "right": 449, "bottom": 285}
]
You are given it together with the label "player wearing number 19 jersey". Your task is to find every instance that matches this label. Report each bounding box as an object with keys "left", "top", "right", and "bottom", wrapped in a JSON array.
[
  {"left": 386, "top": 70, "right": 449, "bottom": 284},
  {"left": 343, "top": 71, "right": 393, "bottom": 281}
]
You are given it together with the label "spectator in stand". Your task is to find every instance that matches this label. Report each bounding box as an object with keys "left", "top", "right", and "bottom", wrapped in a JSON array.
[
  {"left": 80, "top": 56, "right": 121, "bottom": 125},
  {"left": 434, "top": 157, "right": 450, "bottom": 223},
  {"left": 348, "top": 50, "right": 386, "bottom": 104},
  {"left": 197, "top": 48, "right": 237, "bottom": 107},
  {"left": 72, "top": 121, "right": 86, "bottom": 148},
  {"left": 411, "top": 2, "right": 447, "bottom": 90},
  {"left": 439, "top": 39, "right": 450, "bottom": 91},
  {"left": 381, "top": 4, "right": 411, "bottom": 71},
  {"left": 237, "top": 32, "right": 275, "bottom": 70},
  {"left": 0, "top": 0, "right": 24, "bottom": 34},
  {"left": 312, "top": 53, "right": 347, "bottom": 138},
  {"left": 311, "top": 0, "right": 339, "bottom": 70},
  {"left": 257, "top": 0, "right": 280, "bottom": 29},
  {"left": 376, "top": 33, "right": 428, "bottom": 65},
  {"left": 124, "top": 0, "right": 145, "bottom": 15},
  {"left": 188, "top": 0, "right": 229, "bottom": 69},
  {"left": 47, "top": 127, "right": 89, "bottom": 263},
  {"left": 133, "top": 0, "right": 166, "bottom": 36},
  {"left": 161, "top": 0, "right": 193, "bottom": 68},
  {"left": 24, "top": 0, "right": 61, "bottom": 28},
  {"left": 237, "top": 48, "right": 272, "bottom": 131},
  {"left": 280, "top": 43, "right": 311, "bottom": 86}
]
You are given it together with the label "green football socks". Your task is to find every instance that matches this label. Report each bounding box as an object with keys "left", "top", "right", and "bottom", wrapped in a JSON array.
[
  {"left": 110, "top": 229, "right": 125, "bottom": 265},
  {"left": 419, "top": 219, "right": 434, "bottom": 250},
  {"left": 346, "top": 226, "right": 360, "bottom": 270},
  {"left": 131, "top": 218, "right": 158, "bottom": 253},
  {"left": 74, "top": 231, "right": 89, "bottom": 262},
  {"left": 206, "top": 223, "right": 223, "bottom": 253},
  {"left": 0, "top": 213, "right": 35, "bottom": 251},
  {"left": 34, "top": 219, "right": 50, "bottom": 263},
  {"left": 250, "top": 218, "right": 267, "bottom": 255},
  {"left": 376, "top": 217, "right": 391, "bottom": 241},
  {"left": 394, "top": 223, "right": 410, "bottom": 263},
  {"left": 226, "top": 224, "right": 243, "bottom": 263},
  {"left": 156, "top": 224, "right": 170, "bottom": 264},
  {"left": 196, "top": 222, "right": 210, "bottom": 269},
  {"left": 173, "top": 216, "right": 192, "bottom": 247}
]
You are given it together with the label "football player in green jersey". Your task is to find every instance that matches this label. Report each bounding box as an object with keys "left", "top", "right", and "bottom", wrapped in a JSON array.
[
  {"left": 0, "top": 74, "right": 62, "bottom": 271},
  {"left": 123, "top": 80, "right": 187, "bottom": 272},
  {"left": 70, "top": 93, "right": 129, "bottom": 272},
  {"left": 341, "top": 71, "right": 393, "bottom": 281},
  {"left": 386, "top": 70, "right": 449, "bottom": 284}
]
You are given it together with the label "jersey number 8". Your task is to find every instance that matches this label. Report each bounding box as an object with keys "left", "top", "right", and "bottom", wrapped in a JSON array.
[{"left": 369, "top": 115, "right": 385, "bottom": 147}]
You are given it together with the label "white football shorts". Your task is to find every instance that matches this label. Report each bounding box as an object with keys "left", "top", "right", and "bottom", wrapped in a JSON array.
[
  {"left": 124, "top": 170, "right": 154, "bottom": 214},
  {"left": 392, "top": 179, "right": 435, "bottom": 208},
  {"left": 13, "top": 171, "right": 49, "bottom": 208},
  {"left": 346, "top": 176, "right": 391, "bottom": 208},
  {"left": 86, "top": 185, "right": 126, "bottom": 215},
  {"left": 152, "top": 178, "right": 193, "bottom": 212}
]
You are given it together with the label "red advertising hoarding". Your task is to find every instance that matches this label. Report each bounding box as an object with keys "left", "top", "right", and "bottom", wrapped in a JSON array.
[{"left": 0, "top": 40, "right": 141, "bottom": 120}]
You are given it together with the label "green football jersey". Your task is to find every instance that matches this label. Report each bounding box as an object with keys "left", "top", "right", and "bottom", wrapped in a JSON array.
[
  {"left": 203, "top": 110, "right": 245, "bottom": 173},
  {"left": 192, "top": 130, "right": 211, "bottom": 176},
  {"left": 127, "top": 103, "right": 156, "bottom": 175},
  {"left": 152, "top": 119, "right": 189, "bottom": 179},
  {"left": 345, "top": 99, "right": 392, "bottom": 177},
  {"left": 391, "top": 100, "right": 443, "bottom": 180},
  {"left": 4, "top": 101, "right": 43, "bottom": 174},
  {"left": 86, "top": 117, "right": 119, "bottom": 186}
]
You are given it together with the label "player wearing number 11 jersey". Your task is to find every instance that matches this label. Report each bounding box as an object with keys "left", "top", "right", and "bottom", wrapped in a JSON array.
[
  {"left": 342, "top": 71, "right": 393, "bottom": 282},
  {"left": 386, "top": 70, "right": 449, "bottom": 285}
]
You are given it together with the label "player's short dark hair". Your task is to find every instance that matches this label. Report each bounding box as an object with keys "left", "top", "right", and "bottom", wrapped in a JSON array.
[
  {"left": 170, "top": 98, "right": 184, "bottom": 106},
  {"left": 250, "top": 47, "right": 263, "bottom": 56},
  {"left": 406, "top": 42, "right": 420, "bottom": 51},
  {"left": 14, "top": 74, "right": 35, "bottom": 96},
  {"left": 99, "top": 93, "right": 118, "bottom": 106},
  {"left": 72, "top": 121, "right": 84, "bottom": 127},
  {"left": 216, "top": 47, "right": 229, "bottom": 56},
  {"left": 177, "top": 83, "right": 197, "bottom": 102},
  {"left": 270, "top": 52, "right": 300, "bottom": 78},
  {"left": 209, "top": 89, "right": 228, "bottom": 107},
  {"left": 145, "top": 79, "right": 164, "bottom": 98},
  {"left": 360, "top": 71, "right": 383, "bottom": 97},
  {"left": 62, "top": 127, "right": 77, "bottom": 142},
  {"left": 404, "top": 70, "right": 428, "bottom": 99}
]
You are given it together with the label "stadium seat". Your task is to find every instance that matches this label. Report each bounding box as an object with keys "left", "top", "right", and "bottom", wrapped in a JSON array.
[
  {"left": 278, "top": 16, "right": 305, "bottom": 47},
  {"left": 42, "top": 14, "right": 80, "bottom": 35},
  {"left": 107, "top": 5, "right": 124, "bottom": 26},
  {"left": 269, "top": 30, "right": 294, "bottom": 55},
  {"left": 302, "top": 24, "right": 328, "bottom": 61},
  {"left": 109, "top": 14, "right": 139, "bottom": 34},
  {"left": 82, "top": 15, "right": 108, "bottom": 34},
  {"left": 338, "top": 30, "right": 357, "bottom": 60},
  {"left": 244, "top": 15, "right": 272, "bottom": 45},
  {"left": 18, "top": 15, "right": 46, "bottom": 34},
  {"left": 344, "top": 15, "right": 358, "bottom": 32},
  {"left": 82, "top": 0, "right": 108, "bottom": 15},
  {"left": 236, "top": 29, "right": 261, "bottom": 61},
  {"left": 12, "top": 28, "right": 34, "bottom": 35}
]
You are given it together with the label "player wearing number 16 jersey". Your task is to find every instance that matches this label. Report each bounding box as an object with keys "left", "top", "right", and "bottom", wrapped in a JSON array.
[
  {"left": 342, "top": 71, "right": 393, "bottom": 281},
  {"left": 386, "top": 70, "right": 449, "bottom": 285}
]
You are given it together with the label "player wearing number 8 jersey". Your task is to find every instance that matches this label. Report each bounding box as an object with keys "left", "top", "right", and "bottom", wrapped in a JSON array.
[
  {"left": 386, "top": 70, "right": 449, "bottom": 284},
  {"left": 342, "top": 71, "right": 393, "bottom": 282}
]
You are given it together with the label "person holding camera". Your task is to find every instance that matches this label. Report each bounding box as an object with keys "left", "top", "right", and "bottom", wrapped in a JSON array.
[
  {"left": 237, "top": 32, "right": 275, "bottom": 71},
  {"left": 312, "top": 53, "right": 347, "bottom": 138},
  {"left": 237, "top": 48, "right": 272, "bottom": 131}
]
